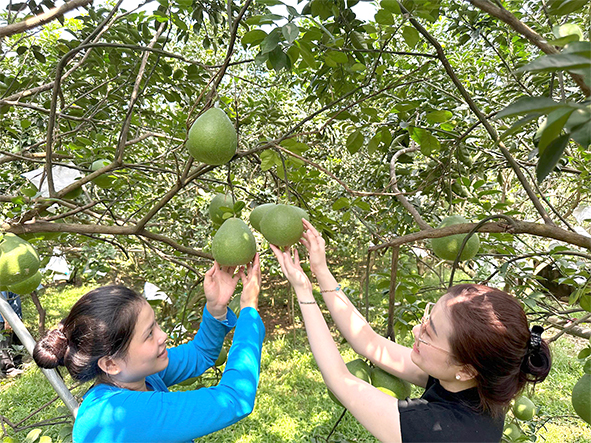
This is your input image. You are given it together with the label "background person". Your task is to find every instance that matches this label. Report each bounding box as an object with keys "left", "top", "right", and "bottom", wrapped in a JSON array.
[
  {"left": 33, "top": 255, "right": 264, "bottom": 443},
  {"left": 271, "top": 220, "right": 551, "bottom": 443},
  {"left": 0, "top": 290, "right": 24, "bottom": 376}
]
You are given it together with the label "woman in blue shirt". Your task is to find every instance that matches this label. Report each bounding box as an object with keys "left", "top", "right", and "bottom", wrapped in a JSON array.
[{"left": 33, "top": 255, "right": 265, "bottom": 443}]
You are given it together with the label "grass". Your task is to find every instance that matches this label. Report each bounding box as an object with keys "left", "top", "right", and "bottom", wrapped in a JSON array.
[{"left": 1, "top": 281, "right": 590, "bottom": 442}]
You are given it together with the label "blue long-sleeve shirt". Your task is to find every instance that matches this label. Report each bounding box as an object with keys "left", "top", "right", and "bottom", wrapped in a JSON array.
[{"left": 73, "top": 306, "right": 265, "bottom": 443}]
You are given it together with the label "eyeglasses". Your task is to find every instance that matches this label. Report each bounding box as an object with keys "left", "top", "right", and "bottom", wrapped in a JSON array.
[{"left": 417, "top": 302, "right": 453, "bottom": 355}]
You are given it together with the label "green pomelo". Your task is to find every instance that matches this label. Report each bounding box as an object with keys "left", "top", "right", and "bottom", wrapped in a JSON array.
[
  {"left": 328, "top": 359, "right": 371, "bottom": 408},
  {"left": 91, "top": 159, "right": 117, "bottom": 189},
  {"left": 370, "top": 366, "right": 411, "bottom": 399},
  {"left": 431, "top": 215, "right": 480, "bottom": 261},
  {"left": 212, "top": 218, "right": 257, "bottom": 267},
  {"left": 580, "top": 294, "right": 591, "bottom": 313},
  {"left": 187, "top": 108, "right": 237, "bottom": 166},
  {"left": 229, "top": 296, "right": 241, "bottom": 318},
  {"left": 209, "top": 194, "right": 235, "bottom": 225},
  {"left": 259, "top": 204, "right": 305, "bottom": 247},
  {"left": 215, "top": 347, "right": 228, "bottom": 367},
  {"left": 8, "top": 270, "right": 42, "bottom": 295},
  {"left": 512, "top": 395, "right": 536, "bottom": 421},
  {"left": 0, "top": 234, "right": 40, "bottom": 286},
  {"left": 249, "top": 203, "right": 277, "bottom": 232},
  {"left": 292, "top": 206, "right": 310, "bottom": 222},
  {"left": 572, "top": 374, "right": 591, "bottom": 425},
  {"left": 503, "top": 423, "right": 521, "bottom": 441}
]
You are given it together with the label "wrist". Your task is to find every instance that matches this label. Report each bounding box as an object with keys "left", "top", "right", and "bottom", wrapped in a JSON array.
[{"left": 206, "top": 302, "right": 227, "bottom": 319}]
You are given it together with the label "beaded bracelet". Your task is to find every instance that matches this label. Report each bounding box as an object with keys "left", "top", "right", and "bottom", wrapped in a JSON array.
[{"left": 320, "top": 284, "right": 341, "bottom": 293}]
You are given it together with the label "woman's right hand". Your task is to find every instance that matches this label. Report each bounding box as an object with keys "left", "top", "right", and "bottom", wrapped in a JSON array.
[
  {"left": 270, "top": 245, "right": 313, "bottom": 294},
  {"left": 240, "top": 253, "right": 261, "bottom": 310},
  {"left": 300, "top": 219, "right": 328, "bottom": 275}
]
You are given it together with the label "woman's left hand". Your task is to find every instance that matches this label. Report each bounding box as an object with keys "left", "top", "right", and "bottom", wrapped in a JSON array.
[{"left": 204, "top": 261, "right": 242, "bottom": 317}]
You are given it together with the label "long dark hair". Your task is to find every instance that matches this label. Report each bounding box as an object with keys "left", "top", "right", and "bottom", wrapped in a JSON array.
[
  {"left": 445, "top": 284, "right": 551, "bottom": 417},
  {"left": 33, "top": 285, "right": 145, "bottom": 382}
]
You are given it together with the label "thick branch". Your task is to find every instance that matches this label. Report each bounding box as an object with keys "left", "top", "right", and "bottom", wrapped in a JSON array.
[
  {"left": 0, "top": 0, "right": 93, "bottom": 38},
  {"left": 369, "top": 219, "right": 591, "bottom": 251},
  {"left": 467, "top": 0, "right": 590, "bottom": 97}
]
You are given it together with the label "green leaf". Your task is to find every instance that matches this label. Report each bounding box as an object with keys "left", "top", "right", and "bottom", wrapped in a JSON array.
[
  {"left": 516, "top": 53, "right": 591, "bottom": 73},
  {"left": 426, "top": 110, "right": 452, "bottom": 123},
  {"left": 332, "top": 197, "right": 350, "bottom": 210},
  {"left": 375, "top": 9, "right": 394, "bottom": 25},
  {"left": 368, "top": 133, "right": 380, "bottom": 154},
  {"left": 353, "top": 198, "right": 371, "bottom": 211},
  {"left": 578, "top": 348, "right": 591, "bottom": 360},
  {"left": 570, "top": 118, "right": 591, "bottom": 147},
  {"left": 242, "top": 30, "right": 267, "bottom": 46},
  {"left": 346, "top": 130, "right": 364, "bottom": 154},
  {"left": 260, "top": 29, "right": 283, "bottom": 55},
  {"left": 536, "top": 134, "right": 569, "bottom": 183},
  {"left": 410, "top": 127, "right": 440, "bottom": 156},
  {"left": 381, "top": 0, "right": 401, "bottom": 14},
  {"left": 499, "top": 114, "right": 539, "bottom": 140},
  {"left": 326, "top": 51, "right": 348, "bottom": 64},
  {"left": 260, "top": 150, "right": 280, "bottom": 171},
  {"left": 282, "top": 23, "right": 299, "bottom": 44},
  {"left": 496, "top": 97, "right": 574, "bottom": 120},
  {"left": 547, "top": 0, "right": 588, "bottom": 16},
  {"left": 298, "top": 42, "right": 317, "bottom": 69},
  {"left": 402, "top": 26, "right": 420, "bottom": 49},
  {"left": 538, "top": 108, "right": 574, "bottom": 153},
  {"left": 268, "top": 47, "right": 290, "bottom": 72},
  {"left": 24, "top": 429, "right": 42, "bottom": 443}
]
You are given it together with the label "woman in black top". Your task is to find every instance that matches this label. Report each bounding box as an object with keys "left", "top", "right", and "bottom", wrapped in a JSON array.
[{"left": 271, "top": 220, "right": 551, "bottom": 443}]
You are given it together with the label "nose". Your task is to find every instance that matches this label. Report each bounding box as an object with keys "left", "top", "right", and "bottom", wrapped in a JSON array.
[
  {"left": 158, "top": 328, "right": 168, "bottom": 345},
  {"left": 412, "top": 324, "right": 420, "bottom": 340}
]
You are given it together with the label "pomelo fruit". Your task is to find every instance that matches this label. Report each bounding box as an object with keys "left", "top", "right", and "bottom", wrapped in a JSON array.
[
  {"left": 187, "top": 108, "right": 237, "bottom": 165},
  {"left": 229, "top": 296, "right": 241, "bottom": 318},
  {"left": 328, "top": 358, "right": 371, "bottom": 408},
  {"left": 503, "top": 423, "right": 521, "bottom": 441},
  {"left": 249, "top": 203, "right": 277, "bottom": 232},
  {"left": 212, "top": 218, "right": 256, "bottom": 267},
  {"left": 209, "top": 193, "right": 236, "bottom": 225},
  {"left": 512, "top": 395, "right": 535, "bottom": 421},
  {"left": 370, "top": 366, "right": 411, "bottom": 399},
  {"left": 0, "top": 234, "right": 40, "bottom": 286},
  {"left": 215, "top": 347, "right": 228, "bottom": 367},
  {"left": 91, "top": 159, "right": 117, "bottom": 189},
  {"left": 572, "top": 374, "right": 591, "bottom": 424},
  {"left": 259, "top": 204, "right": 306, "bottom": 247},
  {"left": 8, "top": 270, "right": 42, "bottom": 295},
  {"left": 431, "top": 215, "right": 480, "bottom": 261}
]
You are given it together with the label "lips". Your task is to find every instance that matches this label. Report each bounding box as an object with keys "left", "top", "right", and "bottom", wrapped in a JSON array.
[
  {"left": 158, "top": 348, "right": 168, "bottom": 359},
  {"left": 412, "top": 342, "right": 420, "bottom": 354}
]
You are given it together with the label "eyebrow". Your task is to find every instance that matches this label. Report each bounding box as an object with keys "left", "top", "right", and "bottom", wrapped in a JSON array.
[{"left": 428, "top": 310, "right": 439, "bottom": 336}]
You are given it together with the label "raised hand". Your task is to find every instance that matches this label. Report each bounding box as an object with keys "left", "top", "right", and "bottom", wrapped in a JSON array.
[
  {"left": 240, "top": 253, "right": 261, "bottom": 310},
  {"left": 270, "top": 245, "right": 313, "bottom": 294},
  {"left": 204, "top": 262, "right": 242, "bottom": 318},
  {"left": 300, "top": 219, "right": 328, "bottom": 275}
]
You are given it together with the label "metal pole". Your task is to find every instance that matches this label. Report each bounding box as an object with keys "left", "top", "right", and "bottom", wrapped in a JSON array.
[{"left": 0, "top": 296, "right": 79, "bottom": 418}]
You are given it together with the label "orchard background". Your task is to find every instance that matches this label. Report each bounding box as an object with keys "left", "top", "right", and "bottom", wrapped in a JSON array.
[{"left": 0, "top": 0, "right": 590, "bottom": 441}]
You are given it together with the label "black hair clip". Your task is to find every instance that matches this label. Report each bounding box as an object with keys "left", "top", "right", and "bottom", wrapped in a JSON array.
[{"left": 528, "top": 325, "right": 544, "bottom": 352}]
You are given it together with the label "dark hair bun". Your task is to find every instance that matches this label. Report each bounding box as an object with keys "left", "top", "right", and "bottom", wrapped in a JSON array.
[
  {"left": 521, "top": 340, "right": 552, "bottom": 384},
  {"left": 33, "top": 327, "right": 68, "bottom": 369}
]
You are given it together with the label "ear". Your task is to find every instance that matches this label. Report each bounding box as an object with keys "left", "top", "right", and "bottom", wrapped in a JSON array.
[
  {"left": 457, "top": 364, "right": 478, "bottom": 381},
  {"left": 98, "top": 356, "right": 122, "bottom": 376}
]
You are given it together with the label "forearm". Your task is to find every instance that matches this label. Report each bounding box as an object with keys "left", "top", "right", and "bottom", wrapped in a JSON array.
[
  {"left": 296, "top": 288, "right": 349, "bottom": 389},
  {"left": 314, "top": 268, "right": 377, "bottom": 355}
]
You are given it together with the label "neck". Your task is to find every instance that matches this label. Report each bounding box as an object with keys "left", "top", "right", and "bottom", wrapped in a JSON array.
[
  {"left": 440, "top": 378, "right": 477, "bottom": 393},
  {"left": 106, "top": 377, "right": 148, "bottom": 392}
]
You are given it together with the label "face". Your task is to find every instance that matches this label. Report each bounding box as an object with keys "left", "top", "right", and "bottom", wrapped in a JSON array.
[
  {"left": 410, "top": 296, "right": 461, "bottom": 381},
  {"left": 111, "top": 301, "right": 169, "bottom": 385}
]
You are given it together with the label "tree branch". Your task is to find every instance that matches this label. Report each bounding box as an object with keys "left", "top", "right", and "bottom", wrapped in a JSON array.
[{"left": 0, "top": 0, "right": 93, "bottom": 38}]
